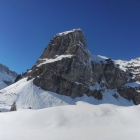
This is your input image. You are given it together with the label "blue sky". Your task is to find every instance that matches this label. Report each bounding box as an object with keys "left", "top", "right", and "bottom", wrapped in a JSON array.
[{"left": 0, "top": 0, "right": 140, "bottom": 74}]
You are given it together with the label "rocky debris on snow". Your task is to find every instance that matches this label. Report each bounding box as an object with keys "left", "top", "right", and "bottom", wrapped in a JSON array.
[
  {"left": 10, "top": 102, "right": 17, "bottom": 111},
  {"left": 112, "top": 93, "right": 119, "bottom": 99}
]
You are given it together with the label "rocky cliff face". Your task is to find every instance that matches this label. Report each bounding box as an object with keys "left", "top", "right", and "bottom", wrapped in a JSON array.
[
  {"left": 0, "top": 63, "right": 17, "bottom": 89},
  {"left": 115, "top": 59, "right": 140, "bottom": 104},
  {"left": 25, "top": 29, "right": 140, "bottom": 104}
]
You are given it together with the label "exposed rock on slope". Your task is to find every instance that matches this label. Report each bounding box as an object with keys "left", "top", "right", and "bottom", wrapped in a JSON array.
[
  {"left": 25, "top": 29, "right": 140, "bottom": 104},
  {"left": 0, "top": 63, "right": 17, "bottom": 89},
  {"left": 0, "top": 78, "right": 134, "bottom": 109},
  {"left": 115, "top": 59, "right": 140, "bottom": 104}
]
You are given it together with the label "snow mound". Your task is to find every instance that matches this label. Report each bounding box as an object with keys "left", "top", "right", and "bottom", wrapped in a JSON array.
[{"left": 0, "top": 102, "right": 140, "bottom": 140}]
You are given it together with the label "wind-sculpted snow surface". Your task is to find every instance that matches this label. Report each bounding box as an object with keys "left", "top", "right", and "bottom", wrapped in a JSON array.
[
  {"left": 0, "top": 78, "right": 134, "bottom": 110},
  {"left": 0, "top": 102, "right": 140, "bottom": 140}
]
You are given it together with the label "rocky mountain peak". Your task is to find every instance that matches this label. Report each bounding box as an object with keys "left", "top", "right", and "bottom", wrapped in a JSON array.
[
  {"left": 39, "top": 29, "right": 87, "bottom": 59},
  {"left": 25, "top": 29, "right": 140, "bottom": 104}
]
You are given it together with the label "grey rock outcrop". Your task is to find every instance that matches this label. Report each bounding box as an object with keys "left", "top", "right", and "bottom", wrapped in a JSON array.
[
  {"left": 25, "top": 29, "right": 140, "bottom": 104},
  {"left": 115, "top": 58, "right": 140, "bottom": 104},
  {"left": 40, "top": 29, "right": 87, "bottom": 59},
  {"left": 104, "top": 61, "right": 128, "bottom": 89},
  {"left": 10, "top": 102, "right": 17, "bottom": 111}
]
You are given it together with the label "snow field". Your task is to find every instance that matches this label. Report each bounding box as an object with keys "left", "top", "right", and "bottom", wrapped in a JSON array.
[{"left": 0, "top": 102, "right": 140, "bottom": 140}]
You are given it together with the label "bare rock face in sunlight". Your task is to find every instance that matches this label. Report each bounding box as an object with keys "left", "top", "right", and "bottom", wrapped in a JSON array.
[
  {"left": 104, "top": 60, "right": 129, "bottom": 89},
  {"left": 25, "top": 29, "right": 140, "bottom": 104},
  {"left": 39, "top": 29, "right": 87, "bottom": 59}
]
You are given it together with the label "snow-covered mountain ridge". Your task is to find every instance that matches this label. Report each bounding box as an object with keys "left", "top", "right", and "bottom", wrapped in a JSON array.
[
  {"left": 0, "top": 63, "right": 17, "bottom": 90},
  {"left": 115, "top": 57, "right": 140, "bottom": 78}
]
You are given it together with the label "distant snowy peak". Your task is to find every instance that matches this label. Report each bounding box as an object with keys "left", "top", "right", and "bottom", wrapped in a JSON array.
[
  {"left": 0, "top": 63, "right": 17, "bottom": 76},
  {"left": 115, "top": 58, "right": 140, "bottom": 82},
  {"left": 0, "top": 63, "right": 17, "bottom": 89},
  {"left": 115, "top": 57, "right": 140, "bottom": 72}
]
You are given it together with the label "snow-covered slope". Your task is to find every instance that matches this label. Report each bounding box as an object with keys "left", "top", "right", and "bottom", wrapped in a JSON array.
[
  {"left": 0, "top": 63, "right": 17, "bottom": 89},
  {"left": 1, "top": 102, "right": 140, "bottom": 140},
  {"left": 0, "top": 78, "right": 134, "bottom": 110}
]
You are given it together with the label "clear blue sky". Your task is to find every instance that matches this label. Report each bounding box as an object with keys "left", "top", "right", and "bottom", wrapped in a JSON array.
[{"left": 0, "top": 0, "right": 140, "bottom": 74}]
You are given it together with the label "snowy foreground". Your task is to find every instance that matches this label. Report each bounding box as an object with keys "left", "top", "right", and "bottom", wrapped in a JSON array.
[
  {"left": 0, "top": 102, "right": 140, "bottom": 140},
  {"left": 0, "top": 78, "right": 139, "bottom": 140}
]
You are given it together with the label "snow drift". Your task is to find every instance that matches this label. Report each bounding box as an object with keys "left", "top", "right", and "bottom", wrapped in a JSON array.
[{"left": 0, "top": 102, "right": 140, "bottom": 140}]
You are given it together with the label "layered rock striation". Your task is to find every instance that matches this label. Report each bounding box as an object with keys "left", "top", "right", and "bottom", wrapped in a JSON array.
[{"left": 25, "top": 29, "right": 140, "bottom": 104}]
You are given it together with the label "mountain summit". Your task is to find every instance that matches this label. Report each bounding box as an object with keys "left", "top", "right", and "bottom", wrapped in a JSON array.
[
  {"left": 39, "top": 29, "right": 87, "bottom": 59},
  {"left": 24, "top": 29, "right": 140, "bottom": 104}
]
